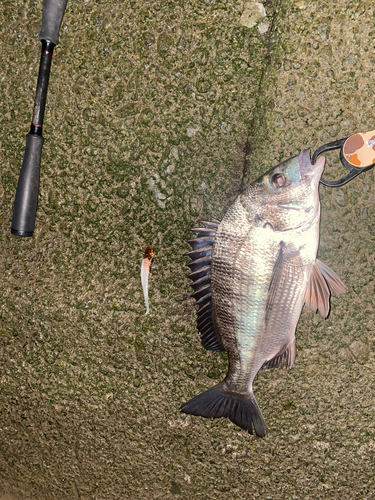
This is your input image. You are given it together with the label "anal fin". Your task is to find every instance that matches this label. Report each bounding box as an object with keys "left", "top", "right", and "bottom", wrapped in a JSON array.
[{"left": 262, "top": 338, "right": 296, "bottom": 370}]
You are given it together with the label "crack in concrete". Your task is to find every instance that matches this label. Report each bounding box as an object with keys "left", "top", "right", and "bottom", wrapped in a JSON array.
[{"left": 240, "top": 0, "right": 281, "bottom": 192}]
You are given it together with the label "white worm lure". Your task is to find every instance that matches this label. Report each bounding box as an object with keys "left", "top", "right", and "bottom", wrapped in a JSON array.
[{"left": 141, "top": 245, "right": 154, "bottom": 314}]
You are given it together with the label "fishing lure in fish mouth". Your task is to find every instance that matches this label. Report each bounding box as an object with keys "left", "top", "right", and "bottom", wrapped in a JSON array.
[
  {"left": 180, "top": 150, "right": 345, "bottom": 437},
  {"left": 314, "top": 129, "right": 375, "bottom": 187},
  {"left": 141, "top": 245, "right": 154, "bottom": 314}
]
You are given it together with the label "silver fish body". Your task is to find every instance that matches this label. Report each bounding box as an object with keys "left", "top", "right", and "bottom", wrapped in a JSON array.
[{"left": 181, "top": 150, "right": 345, "bottom": 437}]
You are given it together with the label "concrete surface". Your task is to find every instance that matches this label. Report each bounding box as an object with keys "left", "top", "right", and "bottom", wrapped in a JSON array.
[{"left": 0, "top": 0, "right": 374, "bottom": 498}]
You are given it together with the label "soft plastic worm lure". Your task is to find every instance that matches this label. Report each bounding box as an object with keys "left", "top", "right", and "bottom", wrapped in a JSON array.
[{"left": 141, "top": 245, "right": 154, "bottom": 314}]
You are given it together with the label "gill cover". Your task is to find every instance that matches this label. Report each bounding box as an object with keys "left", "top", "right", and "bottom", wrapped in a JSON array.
[{"left": 241, "top": 150, "right": 325, "bottom": 232}]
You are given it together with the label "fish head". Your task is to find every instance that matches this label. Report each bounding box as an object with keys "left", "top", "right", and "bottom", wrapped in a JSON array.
[{"left": 242, "top": 150, "right": 325, "bottom": 231}]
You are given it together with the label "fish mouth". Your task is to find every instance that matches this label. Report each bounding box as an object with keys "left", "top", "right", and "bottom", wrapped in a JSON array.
[{"left": 299, "top": 149, "right": 325, "bottom": 180}]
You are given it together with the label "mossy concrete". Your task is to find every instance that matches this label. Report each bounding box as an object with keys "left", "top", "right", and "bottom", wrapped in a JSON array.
[{"left": 0, "top": 0, "right": 374, "bottom": 498}]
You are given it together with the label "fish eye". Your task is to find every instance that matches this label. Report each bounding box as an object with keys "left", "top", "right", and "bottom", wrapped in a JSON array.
[{"left": 271, "top": 173, "right": 286, "bottom": 188}]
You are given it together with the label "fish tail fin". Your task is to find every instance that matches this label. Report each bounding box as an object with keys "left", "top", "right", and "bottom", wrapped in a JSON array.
[{"left": 180, "top": 384, "right": 267, "bottom": 437}]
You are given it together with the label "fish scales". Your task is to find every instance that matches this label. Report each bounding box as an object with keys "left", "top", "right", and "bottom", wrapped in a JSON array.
[
  {"left": 214, "top": 221, "right": 280, "bottom": 389},
  {"left": 181, "top": 150, "right": 346, "bottom": 436}
]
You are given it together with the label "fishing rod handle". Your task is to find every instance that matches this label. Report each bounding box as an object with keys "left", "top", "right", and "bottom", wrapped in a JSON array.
[
  {"left": 11, "top": 39, "right": 54, "bottom": 238},
  {"left": 40, "top": 0, "right": 69, "bottom": 45},
  {"left": 11, "top": 0, "right": 68, "bottom": 237},
  {"left": 31, "top": 40, "right": 54, "bottom": 131},
  {"left": 11, "top": 134, "right": 44, "bottom": 237}
]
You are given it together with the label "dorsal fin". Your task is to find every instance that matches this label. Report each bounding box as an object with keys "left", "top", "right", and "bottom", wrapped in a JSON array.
[{"left": 186, "top": 220, "right": 224, "bottom": 352}]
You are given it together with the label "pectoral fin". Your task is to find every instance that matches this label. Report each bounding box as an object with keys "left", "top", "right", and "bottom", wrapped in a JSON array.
[
  {"left": 265, "top": 242, "right": 303, "bottom": 325},
  {"left": 304, "top": 260, "right": 345, "bottom": 318}
]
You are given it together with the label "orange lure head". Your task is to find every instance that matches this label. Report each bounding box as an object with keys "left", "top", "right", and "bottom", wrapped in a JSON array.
[{"left": 143, "top": 245, "right": 154, "bottom": 263}]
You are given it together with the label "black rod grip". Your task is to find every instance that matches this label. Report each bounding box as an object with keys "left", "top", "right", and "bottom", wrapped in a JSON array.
[
  {"left": 11, "top": 134, "right": 44, "bottom": 237},
  {"left": 39, "top": 0, "right": 68, "bottom": 45},
  {"left": 31, "top": 40, "right": 54, "bottom": 129}
]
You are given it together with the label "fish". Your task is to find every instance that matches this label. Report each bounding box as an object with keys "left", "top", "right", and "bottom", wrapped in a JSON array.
[
  {"left": 141, "top": 245, "right": 154, "bottom": 314},
  {"left": 180, "top": 150, "right": 345, "bottom": 437}
]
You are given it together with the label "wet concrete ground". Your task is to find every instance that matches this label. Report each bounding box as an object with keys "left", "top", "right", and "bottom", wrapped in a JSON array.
[{"left": 0, "top": 0, "right": 374, "bottom": 498}]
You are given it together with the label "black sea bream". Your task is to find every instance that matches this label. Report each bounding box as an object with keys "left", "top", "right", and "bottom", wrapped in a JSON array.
[{"left": 181, "top": 150, "right": 345, "bottom": 437}]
